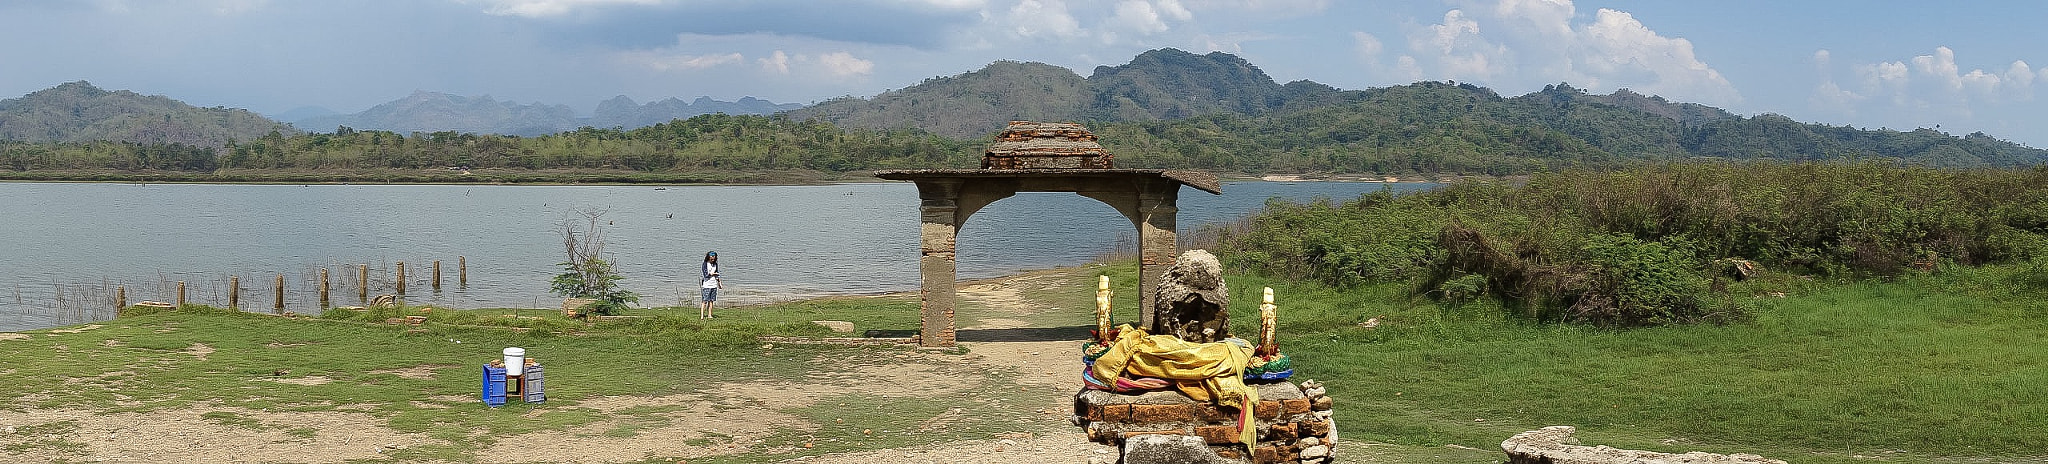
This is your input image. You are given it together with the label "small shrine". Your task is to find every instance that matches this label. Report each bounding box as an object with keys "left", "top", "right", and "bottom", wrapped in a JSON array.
[{"left": 1072, "top": 250, "right": 1335, "bottom": 464}]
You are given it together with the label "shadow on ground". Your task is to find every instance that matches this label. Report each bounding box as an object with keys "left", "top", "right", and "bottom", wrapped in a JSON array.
[{"left": 957, "top": 325, "right": 1092, "bottom": 342}]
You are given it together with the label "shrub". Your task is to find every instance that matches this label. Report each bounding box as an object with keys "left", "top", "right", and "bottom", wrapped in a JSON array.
[{"left": 1221, "top": 161, "right": 2048, "bottom": 326}]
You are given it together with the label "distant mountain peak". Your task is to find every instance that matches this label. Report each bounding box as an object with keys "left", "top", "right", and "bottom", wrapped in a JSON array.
[
  {"left": 292, "top": 91, "right": 801, "bottom": 135},
  {"left": 0, "top": 81, "right": 296, "bottom": 146}
]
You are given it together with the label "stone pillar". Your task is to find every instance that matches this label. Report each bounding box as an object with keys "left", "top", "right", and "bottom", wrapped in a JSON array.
[
  {"left": 915, "top": 179, "right": 964, "bottom": 347},
  {"left": 1136, "top": 181, "right": 1179, "bottom": 332}
]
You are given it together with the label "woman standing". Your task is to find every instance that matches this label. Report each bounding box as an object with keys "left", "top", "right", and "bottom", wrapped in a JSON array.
[{"left": 699, "top": 251, "right": 722, "bottom": 319}]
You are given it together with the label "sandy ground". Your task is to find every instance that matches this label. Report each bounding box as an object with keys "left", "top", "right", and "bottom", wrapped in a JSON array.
[{"left": 0, "top": 271, "right": 1121, "bottom": 463}]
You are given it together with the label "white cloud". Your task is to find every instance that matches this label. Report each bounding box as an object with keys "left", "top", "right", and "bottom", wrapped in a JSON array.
[
  {"left": 758, "top": 50, "right": 791, "bottom": 74},
  {"left": 1385, "top": 0, "right": 1738, "bottom": 106},
  {"left": 1181, "top": 0, "right": 1326, "bottom": 14},
  {"left": 618, "top": 50, "right": 744, "bottom": 71},
  {"left": 1004, "top": 0, "right": 1086, "bottom": 40},
  {"left": 473, "top": 0, "right": 662, "bottom": 18},
  {"left": 1424, "top": 10, "right": 1481, "bottom": 55},
  {"left": 1812, "top": 45, "right": 2043, "bottom": 136},
  {"left": 1112, "top": 0, "right": 1177, "bottom": 35},
  {"left": 818, "top": 51, "right": 876, "bottom": 76},
  {"left": 1809, "top": 80, "right": 1863, "bottom": 114},
  {"left": 1394, "top": 55, "right": 1425, "bottom": 82},
  {"left": 1352, "top": 31, "right": 1383, "bottom": 60},
  {"left": 896, "top": 0, "right": 989, "bottom": 9},
  {"left": 1909, "top": 46, "right": 1964, "bottom": 91}
]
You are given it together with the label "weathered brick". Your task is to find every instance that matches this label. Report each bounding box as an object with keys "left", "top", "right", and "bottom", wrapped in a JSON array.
[
  {"left": 1194, "top": 425, "right": 1241, "bottom": 444},
  {"left": 1283, "top": 398, "right": 1312, "bottom": 415},
  {"left": 1299, "top": 419, "right": 1332, "bottom": 437},
  {"left": 1194, "top": 403, "right": 1233, "bottom": 422},
  {"left": 1254, "top": 400, "right": 1282, "bottom": 420},
  {"left": 1074, "top": 402, "right": 1097, "bottom": 421},
  {"left": 1310, "top": 396, "right": 1334, "bottom": 411},
  {"left": 1120, "top": 430, "right": 1184, "bottom": 440},
  {"left": 1264, "top": 422, "right": 1298, "bottom": 442},
  {"left": 1252, "top": 443, "right": 1288, "bottom": 464},
  {"left": 1101, "top": 404, "right": 1132, "bottom": 422},
  {"left": 1212, "top": 446, "right": 1246, "bottom": 461},
  {"left": 1132, "top": 403, "right": 1196, "bottom": 423}
]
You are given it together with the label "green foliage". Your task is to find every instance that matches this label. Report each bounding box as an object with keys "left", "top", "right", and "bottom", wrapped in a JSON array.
[
  {"left": 550, "top": 210, "right": 638, "bottom": 316},
  {"left": 550, "top": 257, "right": 638, "bottom": 316},
  {"left": 1572, "top": 234, "right": 1708, "bottom": 325},
  {"left": 1224, "top": 162, "right": 2048, "bottom": 325}
]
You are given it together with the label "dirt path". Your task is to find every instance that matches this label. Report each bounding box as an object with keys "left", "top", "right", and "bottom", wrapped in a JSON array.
[
  {"left": 792, "top": 272, "right": 1116, "bottom": 464},
  {"left": 0, "top": 270, "right": 1122, "bottom": 463}
]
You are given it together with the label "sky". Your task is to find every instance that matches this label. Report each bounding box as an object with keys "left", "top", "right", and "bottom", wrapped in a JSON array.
[{"left": 2, "top": 0, "right": 2043, "bottom": 147}]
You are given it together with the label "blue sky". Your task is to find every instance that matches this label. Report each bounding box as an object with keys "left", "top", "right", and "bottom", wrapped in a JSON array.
[{"left": 2, "top": 0, "right": 2043, "bottom": 147}]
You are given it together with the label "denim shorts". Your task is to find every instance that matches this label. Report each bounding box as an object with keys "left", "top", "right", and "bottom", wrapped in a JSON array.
[{"left": 700, "top": 288, "right": 718, "bottom": 302}]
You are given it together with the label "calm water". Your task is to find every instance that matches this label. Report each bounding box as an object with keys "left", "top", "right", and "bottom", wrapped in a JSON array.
[{"left": 0, "top": 181, "right": 1432, "bottom": 331}]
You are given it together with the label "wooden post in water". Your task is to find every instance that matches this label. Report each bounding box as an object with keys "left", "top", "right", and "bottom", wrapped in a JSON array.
[
  {"left": 459, "top": 256, "right": 467, "bottom": 287},
  {"left": 229, "top": 276, "right": 240, "bottom": 309},
  {"left": 116, "top": 286, "right": 126, "bottom": 310},
  {"left": 319, "top": 269, "right": 330, "bottom": 308},
  {"left": 177, "top": 281, "right": 186, "bottom": 307},
  {"left": 433, "top": 260, "right": 442, "bottom": 291},
  {"left": 274, "top": 274, "right": 285, "bottom": 314},
  {"left": 396, "top": 261, "right": 406, "bottom": 295},
  {"left": 358, "top": 264, "right": 369, "bottom": 303}
]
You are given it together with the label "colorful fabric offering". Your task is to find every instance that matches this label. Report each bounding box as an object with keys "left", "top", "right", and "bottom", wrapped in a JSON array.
[{"left": 1086, "top": 324, "right": 1259, "bottom": 445}]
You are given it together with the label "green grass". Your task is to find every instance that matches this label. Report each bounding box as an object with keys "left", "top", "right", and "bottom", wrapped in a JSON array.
[
  {"left": 10, "top": 262, "right": 2045, "bottom": 463},
  {"left": 0, "top": 291, "right": 1024, "bottom": 462},
  {"left": 1201, "top": 266, "right": 2048, "bottom": 463}
]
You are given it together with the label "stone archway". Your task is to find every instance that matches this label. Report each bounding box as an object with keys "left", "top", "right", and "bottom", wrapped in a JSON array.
[{"left": 876, "top": 122, "right": 1219, "bottom": 347}]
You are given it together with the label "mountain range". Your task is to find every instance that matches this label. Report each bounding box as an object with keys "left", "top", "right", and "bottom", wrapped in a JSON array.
[
  {"left": 783, "top": 49, "right": 1354, "bottom": 138},
  {"left": 291, "top": 91, "right": 803, "bottom": 136},
  {"left": 2, "top": 48, "right": 2043, "bottom": 171}
]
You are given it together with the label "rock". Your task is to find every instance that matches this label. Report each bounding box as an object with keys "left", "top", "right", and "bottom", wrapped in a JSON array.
[
  {"left": 1154, "top": 249, "right": 1230, "bottom": 342},
  {"left": 1300, "top": 444, "right": 1331, "bottom": 459},
  {"left": 1121, "top": 434, "right": 1234, "bottom": 464},
  {"left": 812, "top": 320, "right": 856, "bottom": 333},
  {"left": 1502, "top": 426, "right": 1787, "bottom": 464}
]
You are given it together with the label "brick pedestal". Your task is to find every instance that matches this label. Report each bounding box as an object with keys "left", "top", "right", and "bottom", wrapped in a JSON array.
[{"left": 1072, "top": 380, "right": 1336, "bottom": 464}]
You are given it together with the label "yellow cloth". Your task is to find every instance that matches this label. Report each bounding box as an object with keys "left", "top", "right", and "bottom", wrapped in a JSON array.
[{"left": 1088, "top": 324, "right": 1259, "bottom": 445}]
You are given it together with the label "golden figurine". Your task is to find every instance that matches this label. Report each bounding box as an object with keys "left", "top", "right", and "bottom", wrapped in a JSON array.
[
  {"left": 1096, "top": 275, "right": 1113, "bottom": 344},
  {"left": 1258, "top": 287, "right": 1277, "bottom": 357}
]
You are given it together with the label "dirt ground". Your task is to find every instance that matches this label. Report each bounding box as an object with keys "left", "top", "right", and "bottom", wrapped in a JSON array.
[{"left": 0, "top": 271, "right": 1124, "bottom": 463}]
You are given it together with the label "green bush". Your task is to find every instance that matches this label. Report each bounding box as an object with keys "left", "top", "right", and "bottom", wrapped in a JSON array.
[{"left": 1221, "top": 162, "right": 2048, "bottom": 326}]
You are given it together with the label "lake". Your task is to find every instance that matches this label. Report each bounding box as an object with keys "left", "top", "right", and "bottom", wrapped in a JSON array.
[{"left": 0, "top": 180, "right": 1434, "bottom": 331}]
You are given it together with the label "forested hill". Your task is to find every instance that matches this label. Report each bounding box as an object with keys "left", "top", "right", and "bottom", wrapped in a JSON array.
[
  {"left": 785, "top": 48, "right": 1353, "bottom": 138},
  {"left": 1089, "top": 81, "right": 2048, "bottom": 173},
  {"left": 0, "top": 81, "right": 297, "bottom": 148}
]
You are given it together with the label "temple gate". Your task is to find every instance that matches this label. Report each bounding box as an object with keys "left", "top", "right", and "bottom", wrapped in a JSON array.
[{"left": 876, "top": 121, "right": 1220, "bottom": 347}]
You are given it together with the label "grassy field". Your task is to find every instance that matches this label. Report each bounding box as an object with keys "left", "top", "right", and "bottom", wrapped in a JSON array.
[
  {"left": 0, "top": 293, "right": 1065, "bottom": 462},
  {"left": 1227, "top": 264, "right": 2048, "bottom": 463},
  {"left": 4, "top": 263, "right": 2045, "bottom": 463}
]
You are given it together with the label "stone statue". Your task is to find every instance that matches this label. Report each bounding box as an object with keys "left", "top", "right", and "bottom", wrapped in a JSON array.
[{"left": 1153, "top": 249, "right": 1229, "bottom": 343}]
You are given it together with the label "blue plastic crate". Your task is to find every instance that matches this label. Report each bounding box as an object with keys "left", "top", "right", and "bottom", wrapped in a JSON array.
[
  {"left": 520, "top": 364, "right": 545, "bottom": 403},
  {"left": 481, "top": 365, "right": 506, "bottom": 407}
]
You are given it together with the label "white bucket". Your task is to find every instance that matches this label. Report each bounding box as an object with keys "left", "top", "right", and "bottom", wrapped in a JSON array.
[{"left": 503, "top": 347, "right": 525, "bottom": 375}]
